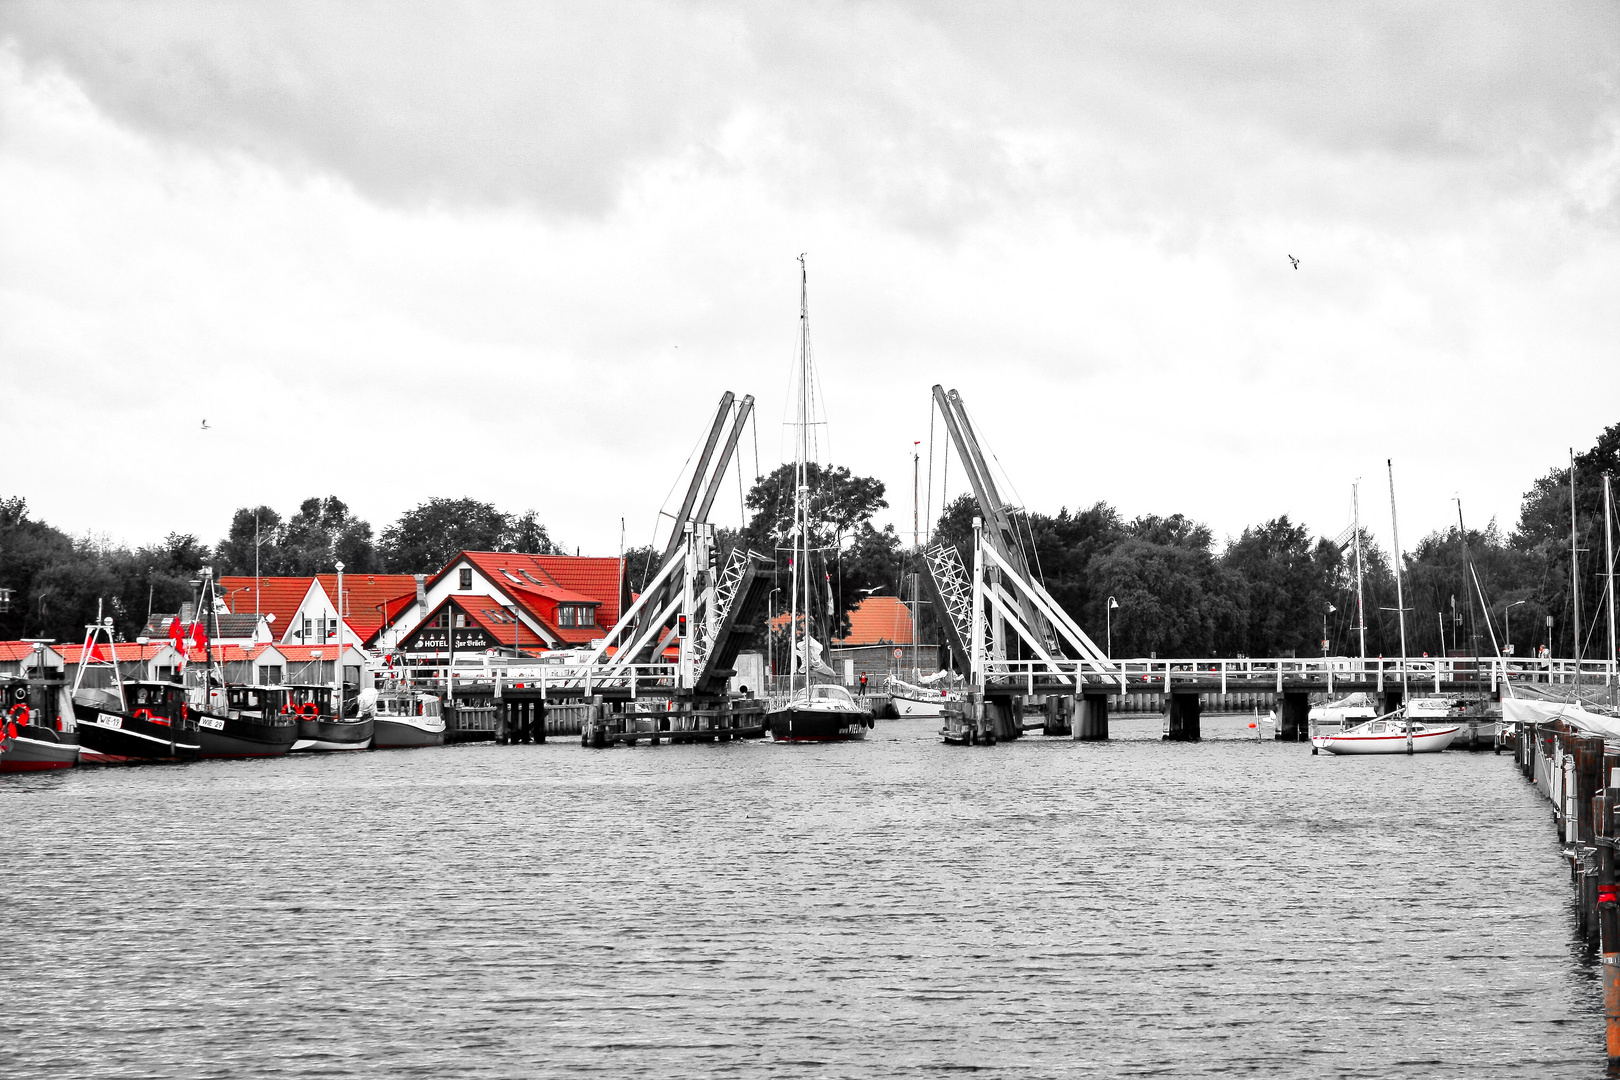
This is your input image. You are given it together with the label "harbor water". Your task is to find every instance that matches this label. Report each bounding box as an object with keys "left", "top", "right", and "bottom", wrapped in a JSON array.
[{"left": 1, "top": 713, "right": 1597, "bottom": 1077}]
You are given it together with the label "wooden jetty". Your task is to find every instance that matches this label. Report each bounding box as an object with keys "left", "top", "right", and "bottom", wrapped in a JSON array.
[{"left": 1512, "top": 714, "right": 1620, "bottom": 1065}]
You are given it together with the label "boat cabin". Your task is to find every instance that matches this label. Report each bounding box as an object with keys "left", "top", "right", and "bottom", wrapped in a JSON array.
[
  {"left": 284, "top": 684, "right": 336, "bottom": 720},
  {"left": 224, "top": 684, "right": 290, "bottom": 720},
  {"left": 797, "top": 684, "right": 859, "bottom": 707},
  {"left": 377, "top": 693, "right": 441, "bottom": 719},
  {"left": 125, "top": 681, "right": 188, "bottom": 721}
]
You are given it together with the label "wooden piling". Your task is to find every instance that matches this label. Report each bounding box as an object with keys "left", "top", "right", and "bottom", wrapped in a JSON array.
[{"left": 1164, "top": 692, "right": 1201, "bottom": 742}]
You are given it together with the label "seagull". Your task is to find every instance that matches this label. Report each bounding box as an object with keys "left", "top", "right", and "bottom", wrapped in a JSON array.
[
  {"left": 1288, "top": 255, "right": 1299, "bottom": 270},
  {"left": 858, "top": 586, "right": 885, "bottom": 595},
  {"left": 200, "top": 419, "right": 211, "bottom": 430}
]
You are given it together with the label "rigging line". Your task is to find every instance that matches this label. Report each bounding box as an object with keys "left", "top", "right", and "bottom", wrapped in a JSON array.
[
  {"left": 925, "top": 399, "right": 936, "bottom": 547},
  {"left": 959, "top": 395, "right": 1042, "bottom": 574}
]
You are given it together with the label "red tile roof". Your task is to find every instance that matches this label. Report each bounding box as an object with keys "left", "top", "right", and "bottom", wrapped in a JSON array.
[
  {"left": 0, "top": 642, "right": 59, "bottom": 663},
  {"left": 835, "top": 596, "right": 916, "bottom": 646},
  {"left": 276, "top": 644, "right": 365, "bottom": 662},
  {"left": 450, "top": 553, "right": 624, "bottom": 629},
  {"left": 458, "top": 596, "right": 549, "bottom": 653},
  {"left": 57, "top": 643, "right": 178, "bottom": 663},
  {"left": 219, "top": 577, "right": 316, "bottom": 636},
  {"left": 316, "top": 574, "right": 418, "bottom": 644}
]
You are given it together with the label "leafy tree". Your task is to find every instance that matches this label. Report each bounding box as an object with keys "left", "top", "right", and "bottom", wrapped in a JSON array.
[
  {"left": 503, "top": 510, "right": 560, "bottom": 555},
  {"left": 1221, "top": 516, "right": 1340, "bottom": 657},
  {"left": 380, "top": 498, "right": 511, "bottom": 572},
  {"left": 215, "top": 506, "right": 283, "bottom": 577},
  {"left": 278, "top": 496, "right": 378, "bottom": 574}
]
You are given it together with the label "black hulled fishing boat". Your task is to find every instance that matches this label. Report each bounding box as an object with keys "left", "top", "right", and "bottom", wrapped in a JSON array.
[
  {"left": 71, "top": 619, "right": 200, "bottom": 764},
  {"left": 186, "top": 569, "right": 298, "bottom": 759},
  {"left": 289, "top": 684, "right": 373, "bottom": 751},
  {"left": 0, "top": 673, "right": 78, "bottom": 772}
]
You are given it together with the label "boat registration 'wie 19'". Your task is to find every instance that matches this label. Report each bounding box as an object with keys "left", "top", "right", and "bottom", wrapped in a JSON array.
[{"left": 1311, "top": 715, "right": 1461, "bottom": 755}]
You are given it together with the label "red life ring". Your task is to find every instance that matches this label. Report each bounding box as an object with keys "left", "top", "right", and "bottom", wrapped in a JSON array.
[
  {"left": 132, "top": 708, "right": 151, "bottom": 722},
  {"left": 8, "top": 702, "right": 28, "bottom": 727},
  {"left": 298, "top": 702, "right": 319, "bottom": 718}
]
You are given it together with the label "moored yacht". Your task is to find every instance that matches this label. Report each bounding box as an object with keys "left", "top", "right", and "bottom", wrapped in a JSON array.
[
  {"left": 1311, "top": 710, "right": 1460, "bottom": 755},
  {"left": 769, "top": 683, "right": 874, "bottom": 742}
]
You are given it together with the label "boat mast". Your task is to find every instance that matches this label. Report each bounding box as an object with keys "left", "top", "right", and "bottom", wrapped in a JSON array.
[
  {"left": 1571, "top": 449, "right": 1583, "bottom": 666},
  {"left": 1353, "top": 481, "right": 1366, "bottom": 659},
  {"left": 1387, "top": 460, "right": 1409, "bottom": 699},
  {"left": 1605, "top": 472, "right": 1616, "bottom": 683},
  {"left": 788, "top": 255, "right": 809, "bottom": 695}
]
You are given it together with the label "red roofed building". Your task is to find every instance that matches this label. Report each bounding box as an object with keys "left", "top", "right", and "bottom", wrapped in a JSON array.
[
  {"left": 57, "top": 641, "right": 186, "bottom": 686},
  {"left": 0, "top": 641, "right": 64, "bottom": 678},
  {"left": 828, "top": 596, "right": 938, "bottom": 683},
  {"left": 218, "top": 574, "right": 418, "bottom": 649},
  {"left": 378, "top": 551, "right": 626, "bottom": 658}
]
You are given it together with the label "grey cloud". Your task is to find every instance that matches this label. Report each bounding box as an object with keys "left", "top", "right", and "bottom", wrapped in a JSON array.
[{"left": 3, "top": 1, "right": 1615, "bottom": 232}]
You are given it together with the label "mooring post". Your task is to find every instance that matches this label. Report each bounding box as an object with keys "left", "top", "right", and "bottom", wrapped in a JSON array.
[
  {"left": 1598, "top": 754, "right": 1620, "bottom": 1068},
  {"left": 1165, "top": 691, "right": 1201, "bottom": 742}
]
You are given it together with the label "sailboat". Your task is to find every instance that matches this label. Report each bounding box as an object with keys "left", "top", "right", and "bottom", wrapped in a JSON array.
[{"left": 767, "top": 256, "right": 874, "bottom": 743}]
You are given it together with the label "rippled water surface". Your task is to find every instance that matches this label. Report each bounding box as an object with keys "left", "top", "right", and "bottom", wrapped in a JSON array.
[{"left": 1, "top": 713, "right": 1599, "bottom": 1077}]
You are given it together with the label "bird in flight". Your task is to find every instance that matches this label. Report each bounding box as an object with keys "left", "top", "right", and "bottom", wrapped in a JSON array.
[
  {"left": 200, "top": 419, "right": 211, "bottom": 430},
  {"left": 1287, "top": 255, "right": 1299, "bottom": 270}
]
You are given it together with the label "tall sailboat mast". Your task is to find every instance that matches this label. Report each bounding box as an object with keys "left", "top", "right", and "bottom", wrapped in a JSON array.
[
  {"left": 1388, "top": 460, "right": 1409, "bottom": 698},
  {"left": 789, "top": 255, "right": 812, "bottom": 694},
  {"left": 1571, "top": 449, "right": 1583, "bottom": 665},
  {"left": 1605, "top": 472, "right": 1616, "bottom": 680},
  {"left": 1353, "top": 481, "right": 1366, "bottom": 659}
]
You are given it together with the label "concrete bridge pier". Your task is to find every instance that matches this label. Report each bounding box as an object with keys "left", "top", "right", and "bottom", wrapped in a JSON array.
[
  {"left": 987, "top": 695, "right": 1021, "bottom": 742},
  {"left": 1277, "top": 692, "right": 1310, "bottom": 741},
  {"left": 1073, "top": 694, "right": 1110, "bottom": 741},
  {"left": 1165, "top": 692, "right": 1201, "bottom": 741},
  {"left": 1042, "top": 695, "right": 1074, "bottom": 737},
  {"left": 1381, "top": 689, "right": 1404, "bottom": 716}
]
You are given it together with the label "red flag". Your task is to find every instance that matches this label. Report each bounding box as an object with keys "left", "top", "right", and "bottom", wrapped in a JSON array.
[
  {"left": 89, "top": 642, "right": 110, "bottom": 664},
  {"left": 169, "top": 617, "right": 184, "bottom": 648},
  {"left": 191, "top": 620, "right": 207, "bottom": 650}
]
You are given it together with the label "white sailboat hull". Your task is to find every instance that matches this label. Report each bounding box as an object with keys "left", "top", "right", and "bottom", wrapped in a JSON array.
[{"left": 1312, "top": 725, "right": 1460, "bottom": 755}]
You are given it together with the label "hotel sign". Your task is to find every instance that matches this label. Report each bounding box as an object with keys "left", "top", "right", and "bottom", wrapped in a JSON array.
[{"left": 402, "top": 627, "right": 496, "bottom": 653}]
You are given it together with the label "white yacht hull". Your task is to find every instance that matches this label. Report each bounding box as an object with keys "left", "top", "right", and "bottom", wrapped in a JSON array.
[{"left": 1313, "top": 725, "right": 1460, "bottom": 755}]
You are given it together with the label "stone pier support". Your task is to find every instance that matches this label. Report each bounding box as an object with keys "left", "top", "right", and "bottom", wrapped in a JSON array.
[
  {"left": 1165, "top": 692, "right": 1201, "bottom": 742},
  {"left": 1278, "top": 692, "right": 1310, "bottom": 741},
  {"left": 1073, "top": 694, "right": 1110, "bottom": 741}
]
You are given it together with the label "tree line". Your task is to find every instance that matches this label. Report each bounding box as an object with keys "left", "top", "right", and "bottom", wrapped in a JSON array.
[{"left": 0, "top": 496, "right": 561, "bottom": 644}]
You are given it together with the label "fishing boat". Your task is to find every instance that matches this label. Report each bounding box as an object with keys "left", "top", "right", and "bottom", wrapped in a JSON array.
[
  {"left": 288, "top": 684, "right": 373, "bottom": 752},
  {"left": 186, "top": 568, "right": 298, "bottom": 759},
  {"left": 194, "top": 683, "right": 299, "bottom": 758},
  {"left": 0, "top": 674, "right": 78, "bottom": 772},
  {"left": 1311, "top": 710, "right": 1461, "bottom": 755},
  {"left": 366, "top": 685, "right": 445, "bottom": 748},
  {"left": 765, "top": 256, "right": 874, "bottom": 744},
  {"left": 71, "top": 619, "right": 200, "bottom": 764}
]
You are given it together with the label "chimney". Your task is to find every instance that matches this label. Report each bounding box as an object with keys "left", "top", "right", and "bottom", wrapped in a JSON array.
[
  {"left": 180, "top": 601, "right": 195, "bottom": 624},
  {"left": 416, "top": 574, "right": 428, "bottom": 617}
]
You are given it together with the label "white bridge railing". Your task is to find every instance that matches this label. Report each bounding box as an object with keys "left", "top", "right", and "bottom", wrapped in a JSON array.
[
  {"left": 980, "top": 655, "right": 1619, "bottom": 695},
  {"left": 393, "top": 661, "right": 678, "bottom": 699}
]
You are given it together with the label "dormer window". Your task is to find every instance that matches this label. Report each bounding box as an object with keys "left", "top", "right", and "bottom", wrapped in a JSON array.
[{"left": 558, "top": 606, "right": 575, "bottom": 628}]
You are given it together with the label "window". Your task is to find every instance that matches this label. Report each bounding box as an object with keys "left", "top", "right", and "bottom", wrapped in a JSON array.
[
  {"left": 455, "top": 613, "right": 466, "bottom": 629},
  {"left": 301, "top": 617, "right": 311, "bottom": 640},
  {"left": 459, "top": 568, "right": 473, "bottom": 590},
  {"left": 343, "top": 664, "right": 360, "bottom": 688},
  {"left": 558, "top": 606, "right": 575, "bottom": 628},
  {"left": 260, "top": 665, "right": 283, "bottom": 684},
  {"left": 580, "top": 606, "right": 595, "bottom": 628}
]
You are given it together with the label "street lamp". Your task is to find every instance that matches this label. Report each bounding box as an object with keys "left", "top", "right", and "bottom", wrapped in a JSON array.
[
  {"left": 1504, "top": 600, "right": 1526, "bottom": 656},
  {"left": 1106, "top": 596, "right": 1119, "bottom": 659},
  {"left": 1323, "top": 603, "right": 1336, "bottom": 656}
]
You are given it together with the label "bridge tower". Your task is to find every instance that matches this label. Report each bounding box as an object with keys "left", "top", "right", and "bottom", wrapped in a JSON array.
[{"left": 923, "top": 386, "right": 1122, "bottom": 742}]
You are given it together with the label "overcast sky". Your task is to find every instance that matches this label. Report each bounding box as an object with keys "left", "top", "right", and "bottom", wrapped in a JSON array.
[{"left": 2, "top": 2, "right": 1616, "bottom": 561}]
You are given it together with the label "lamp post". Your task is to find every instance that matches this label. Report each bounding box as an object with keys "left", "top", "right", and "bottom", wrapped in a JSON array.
[
  {"left": 1323, "top": 603, "right": 1336, "bottom": 656},
  {"left": 1504, "top": 600, "right": 1526, "bottom": 656},
  {"left": 1106, "top": 596, "right": 1119, "bottom": 659}
]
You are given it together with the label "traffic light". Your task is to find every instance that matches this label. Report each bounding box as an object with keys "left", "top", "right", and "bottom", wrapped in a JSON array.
[{"left": 677, "top": 613, "right": 688, "bottom": 638}]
